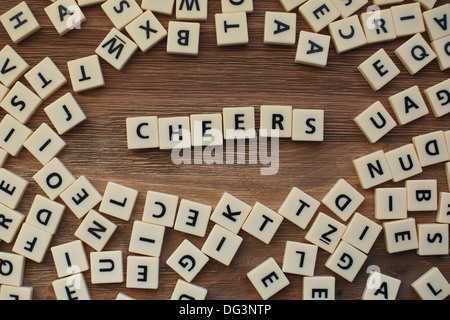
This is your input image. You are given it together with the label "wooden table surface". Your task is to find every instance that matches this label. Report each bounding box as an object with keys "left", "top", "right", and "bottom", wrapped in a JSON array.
[{"left": 0, "top": 0, "right": 449, "bottom": 301}]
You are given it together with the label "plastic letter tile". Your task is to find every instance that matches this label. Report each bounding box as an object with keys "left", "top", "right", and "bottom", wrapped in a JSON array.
[
  {"left": 264, "top": 12, "right": 296, "bottom": 46},
  {"left": 221, "top": 0, "right": 253, "bottom": 13},
  {"left": 305, "top": 212, "right": 346, "bottom": 253},
  {"left": 383, "top": 217, "right": 418, "bottom": 253},
  {"left": 0, "top": 2, "right": 41, "bottom": 44},
  {"left": 357, "top": 48, "right": 400, "bottom": 91},
  {"left": 242, "top": 202, "right": 283, "bottom": 244},
  {"left": 411, "top": 267, "right": 450, "bottom": 300},
  {"left": 52, "top": 273, "right": 90, "bottom": 300},
  {"left": 128, "top": 220, "right": 165, "bottom": 257},
  {"left": 44, "top": 93, "right": 87, "bottom": 135},
  {"left": 295, "top": 31, "right": 331, "bottom": 67},
  {"left": 174, "top": 199, "right": 212, "bottom": 237},
  {"left": 142, "top": 190, "right": 179, "bottom": 227},
  {"left": 354, "top": 101, "right": 397, "bottom": 143},
  {"left": 95, "top": 28, "right": 138, "bottom": 71},
  {"left": 303, "top": 276, "right": 335, "bottom": 300},
  {"left": 279, "top": 0, "right": 307, "bottom": 12},
  {"left": 25, "top": 194, "right": 65, "bottom": 235},
  {"left": 201, "top": 224, "right": 243, "bottom": 266},
  {"left": 99, "top": 181, "right": 138, "bottom": 221},
  {"left": 210, "top": 192, "right": 252, "bottom": 234},
  {"left": 362, "top": 272, "right": 401, "bottom": 300},
  {"left": 406, "top": 179, "right": 438, "bottom": 212},
  {"left": 23, "top": 123, "right": 66, "bottom": 165},
  {"left": 328, "top": 15, "right": 367, "bottom": 54},
  {"left": 292, "top": 109, "right": 324, "bottom": 141},
  {"left": 170, "top": 279, "right": 207, "bottom": 300},
  {"left": 32, "top": 158, "right": 75, "bottom": 200},
  {"left": 385, "top": 143, "right": 423, "bottom": 182},
  {"left": 360, "top": 8, "right": 397, "bottom": 44},
  {"left": 141, "top": 0, "right": 175, "bottom": 15},
  {"left": 0, "top": 168, "right": 28, "bottom": 210},
  {"left": 176, "top": 0, "right": 208, "bottom": 21},
  {"left": 259, "top": 105, "right": 292, "bottom": 138},
  {"left": 394, "top": 33, "right": 436, "bottom": 75},
  {"left": 353, "top": 150, "right": 392, "bottom": 189},
  {"left": 278, "top": 187, "right": 320, "bottom": 229},
  {"left": 50, "top": 239, "right": 89, "bottom": 277},
  {"left": 60, "top": 175, "right": 103, "bottom": 219},
  {"left": 0, "top": 114, "right": 32, "bottom": 157},
  {"left": 215, "top": 12, "right": 248, "bottom": 47},
  {"left": 74, "top": 210, "right": 117, "bottom": 251},
  {"left": 424, "top": 78, "right": 450, "bottom": 118},
  {"left": 12, "top": 223, "right": 52, "bottom": 263},
  {"left": 125, "top": 10, "right": 167, "bottom": 53},
  {"left": 0, "top": 285, "right": 33, "bottom": 300},
  {"left": 0, "top": 203, "right": 24, "bottom": 243},
  {"left": 67, "top": 55, "right": 105, "bottom": 93},
  {"left": 167, "top": 21, "right": 200, "bottom": 55},
  {"left": 325, "top": 240, "right": 367, "bottom": 282},
  {"left": 374, "top": 187, "right": 407, "bottom": 220},
  {"left": 412, "top": 130, "right": 449, "bottom": 167},
  {"left": 282, "top": 241, "right": 318, "bottom": 276},
  {"left": 0, "top": 81, "right": 42, "bottom": 124},
  {"left": 126, "top": 116, "right": 159, "bottom": 149},
  {"left": 331, "top": 0, "right": 367, "bottom": 18},
  {"left": 423, "top": 4, "right": 450, "bottom": 42},
  {"left": 391, "top": 3, "right": 425, "bottom": 37},
  {"left": 247, "top": 257, "right": 289, "bottom": 300},
  {"left": 126, "top": 256, "right": 158, "bottom": 289},
  {"left": 299, "top": 0, "right": 340, "bottom": 33},
  {"left": 190, "top": 113, "right": 223, "bottom": 146},
  {"left": 0, "top": 45, "right": 29, "bottom": 88},
  {"left": 101, "top": 0, "right": 143, "bottom": 30},
  {"left": 0, "top": 252, "right": 25, "bottom": 286},
  {"left": 431, "top": 35, "right": 450, "bottom": 71},
  {"left": 166, "top": 239, "right": 209, "bottom": 282},
  {"left": 158, "top": 116, "right": 191, "bottom": 150},
  {"left": 90, "top": 250, "right": 123, "bottom": 284},
  {"left": 223, "top": 107, "right": 255, "bottom": 140},
  {"left": 44, "top": 0, "right": 86, "bottom": 36},
  {"left": 321, "top": 178, "right": 365, "bottom": 222},
  {"left": 342, "top": 212, "right": 382, "bottom": 254},
  {"left": 24, "top": 57, "right": 67, "bottom": 100},
  {"left": 417, "top": 223, "right": 449, "bottom": 256},
  {"left": 437, "top": 192, "right": 450, "bottom": 224}
]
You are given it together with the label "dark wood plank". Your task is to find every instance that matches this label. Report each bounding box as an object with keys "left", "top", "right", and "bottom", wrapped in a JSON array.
[{"left": 0, "top": 0, "right": 448, "bottom": 300}]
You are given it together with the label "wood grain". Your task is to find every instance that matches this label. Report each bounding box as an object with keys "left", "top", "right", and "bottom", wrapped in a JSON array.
[{"left": 0, "top": 0, "right": 448, "bottom": 300}]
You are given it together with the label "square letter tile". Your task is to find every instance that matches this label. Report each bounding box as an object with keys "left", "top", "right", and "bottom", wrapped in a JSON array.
[
  {"left": 142, "top": 190, "right": 179, "bottom": 227},
  {"left": 32, "top": 157, "right": 75, "bottom": 200},
  {"left": 99, "top": 181, "right": 138, "bottom": 221},
  {"left": 67, "top": 55, "right": 105, "bottom": 93},
  {"left": 60, "top": 175, "right": 103, "bottom": 219},
  {"left": 247, "top": 257, "right": 290, "bottom": 300},
  {"left": 321, "top": 178, "right": 365, "bottom": 222},
  {"left": 357, "top": 48, "right": 400, "bottom": 91},
  {"left": 166, "top": 239, "right": 209, "bottom": 282},
  {"left": 353, "top": 150, "right": 392, "bottom": 189},
  {"left": 201, "top": 224, "right": 243, "bottom": 266},
  {"left": 278, "top": 187, "right": 320, "bottom": 229},
  {"left": 0, "top": 2, "right": 41, "bottom": 44},
  {"left": 242, "top": 202, "right": 284, "bottom": 244},
  {"left": 295, "top": 31, "right": 331, "bottom": 67},
  {"left": 282, "top": 241, "right": 318, "bottom": 276},
  {"left": 383, "top": 217, "right": 418, "bottom": 253},
  {"left": 174, "top": 199, "right": 212, "bottom": 237}
]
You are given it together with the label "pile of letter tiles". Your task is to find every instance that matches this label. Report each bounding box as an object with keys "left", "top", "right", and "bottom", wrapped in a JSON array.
[{"left": 0, "top": 0, "right": 448, "bottom": 300}]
